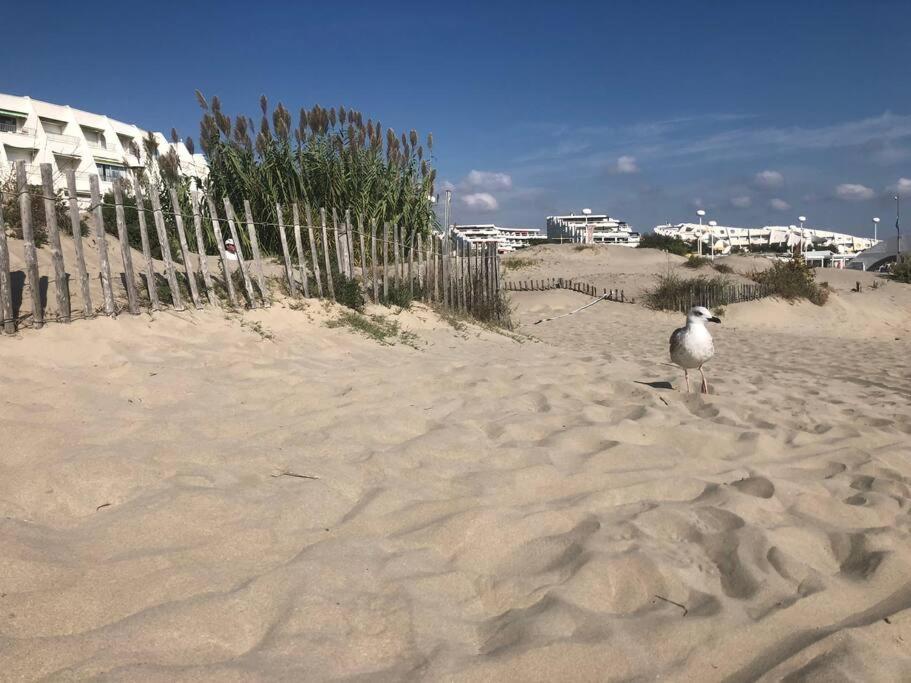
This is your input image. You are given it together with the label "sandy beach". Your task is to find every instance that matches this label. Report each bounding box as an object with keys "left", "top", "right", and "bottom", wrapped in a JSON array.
[{"left": 3, "top": 244, "right": 911, "bottom": 681}]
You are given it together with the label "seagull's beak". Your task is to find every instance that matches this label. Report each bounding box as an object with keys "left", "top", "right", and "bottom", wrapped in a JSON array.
[{"left": 709, "top": 316, "right": 721, "bottom": 323}]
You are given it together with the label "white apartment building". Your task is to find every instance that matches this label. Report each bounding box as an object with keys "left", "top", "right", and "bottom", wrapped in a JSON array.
[
  {"left": 546, "top": 210, "right": 640, "bottom": 246},
  {"left": 653, "top": 222, "right": 877, "bottom": 255},
  {"left": 451, "top": 224, "right": 546, "bottom": 253},
  {"left": 0, "top": 92, "right": 207, "bottom": 204}
]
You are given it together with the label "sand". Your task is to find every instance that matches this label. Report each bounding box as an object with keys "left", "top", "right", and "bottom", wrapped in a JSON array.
[{"left": 2, "top": 242, "right": 911, "bottom": 681}]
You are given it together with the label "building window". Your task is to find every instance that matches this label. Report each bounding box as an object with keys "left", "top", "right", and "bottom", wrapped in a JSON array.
[
  {"left": 0, "top": 115, "right": 20, "bottom": 134},
  {"left": 97, "top": 163, "right": 126, "bottom": 182}
]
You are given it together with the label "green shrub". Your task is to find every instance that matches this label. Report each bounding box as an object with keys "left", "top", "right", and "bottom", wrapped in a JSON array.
[
  {"left": 638, "top": 233, "right": 692, "bottom": 256},
  {"left": 0, "top": 173, "right": 87, "bottom": 247},
  {"left": 502, "top": 257, "right": 539, "bottom": 270},
  {"left": 644, "top": 272, "right": 732, "bottom": 312},
  {"left": 684, "top": 255, "right": 710, "bottom": 268},
  {"left": 891, "top": 255, "right": 911, "bottom": 283},
  {"left": 713, "top": 263, "right": 733, "bottom": 274},
  {"left": 333, "top": 274, "right": 366, "bottom": 311},
  {"left": 749, "top": 256, "right": 828, "bottom": 305}
]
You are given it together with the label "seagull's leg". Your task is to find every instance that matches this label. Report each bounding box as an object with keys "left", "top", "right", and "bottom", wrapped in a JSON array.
[
  {"left": 700, "top": 366, "right": 708, "bottom": 394},
  {"left": 684, "top": 369, "right": 690, "bottom": 393}
]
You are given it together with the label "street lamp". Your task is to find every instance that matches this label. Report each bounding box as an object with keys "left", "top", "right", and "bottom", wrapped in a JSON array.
[
  {"left": 896, "top": 195, "right": 902, "bottom": 256},
  {"left": 708, "top": 220, "right": 717, "bottom": 260},
  {"left": 696, "top": 209, "right": 706, "bottom": 256},
  {"left": 872, "top": 217, "right": 880, "bottom": 243},
  {"left": 798, "top": 215, "right": 807, "bottom": 254}
]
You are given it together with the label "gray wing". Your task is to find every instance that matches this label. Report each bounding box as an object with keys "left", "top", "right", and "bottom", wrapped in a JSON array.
[{"left": 669, "top": 326, "right": 686, "bottom": 358}]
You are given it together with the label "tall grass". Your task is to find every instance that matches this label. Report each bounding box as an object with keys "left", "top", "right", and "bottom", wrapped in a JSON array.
[
  {"left": 748, "top": 256, "right": 829, "bottom": 305},
  {"left": 195, "top": 93, "right": 437, "bottom": 256}
]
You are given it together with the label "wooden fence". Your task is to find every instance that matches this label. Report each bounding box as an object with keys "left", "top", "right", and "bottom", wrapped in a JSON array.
[
  {"left": 662, "top": 281, "right": 772, "bottom": 313},
  {"left": 504, "top": 278, "right": 630, "bottom": 302},
  {"left": 0, "top": 161, "right": 504, "bottom": 334}
]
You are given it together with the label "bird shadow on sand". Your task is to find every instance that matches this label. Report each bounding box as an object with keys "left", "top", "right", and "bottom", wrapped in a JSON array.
[{"left": 635, "top": 380, "right": 674, "bottom": 390}]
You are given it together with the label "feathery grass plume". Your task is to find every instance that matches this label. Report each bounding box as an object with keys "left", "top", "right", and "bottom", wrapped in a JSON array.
[
  {"left": 417, "top": 146, "right": 423, "bottom": 161},
  {"left": 143, "top": 131, "right": 158, "bottom": 160},
  {"left": 427, "top": 132, "right": 433, "bottom": 150},
  {"left": 260, "top": 94, "right": 268, "bottom": 116},
  {"left": 329, "top": 108, "right": 337, "bottom": 127},
  {"left": 299, "top": 107, "right": 308, "bottom": 133},
  {"left": 409, "top": 129, "right": 418, "bottom": 147},
  {"left": 185, "top": 137, "right": 195, "bottom": 155},
  {"left": 171, "top": 128, "right": 179, "bottom": 144},
  {"left": 339, "top": 105, "right": 346, "bottom": 124},
  {"left": 195, "top": 90, "right": 209, "bottom": 111}
]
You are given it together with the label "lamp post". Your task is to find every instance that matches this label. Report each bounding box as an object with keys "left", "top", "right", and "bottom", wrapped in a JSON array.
[
  {"left": 872, "top": 216, "right": 880, "bottom": 243},
  {"left": 708, "top": 220, "right": 717, "bottom": 260},
  {"left": 696, "top": 209, "right": 706, "bottom": 256},
  {"left": 798, "top": 215, "right": 807, "bottom": 255},
  {"left": 896, "top": 195, "right": 902, "bottom": 257}
]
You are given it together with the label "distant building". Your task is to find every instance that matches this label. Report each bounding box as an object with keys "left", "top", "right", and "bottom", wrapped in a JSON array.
[
  {"left": 546, "top": 210, "right": 639, "bottom": 246},
  {"left": 847, "top": 235, "right": 903, "bottom": 271},
  {"left": 653, "top": 222, "right": 876, "bottom": 255},
  {"left": 451, "top": 224, "right": 546, "bottom": 252},
  {"left": 0, "top": 92, "right": 207, "bottom": 204}
]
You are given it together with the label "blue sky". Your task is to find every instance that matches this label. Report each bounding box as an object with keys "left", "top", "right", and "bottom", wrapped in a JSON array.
[{"left": 4, "top": 0, "right": 910, "bottom": 235}]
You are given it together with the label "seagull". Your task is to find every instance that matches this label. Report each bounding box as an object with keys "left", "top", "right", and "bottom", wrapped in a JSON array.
[{"left": 669, "top": 306, "right": 721, "bottom": 394}]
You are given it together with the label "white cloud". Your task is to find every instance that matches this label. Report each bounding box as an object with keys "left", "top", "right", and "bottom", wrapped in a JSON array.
[
  {"left": 614, "top": 155, "right": 639, "bottom": 174},
  {"left": 890, "top": 177, "right": 911, "bottom": 195},
  {"left": 835, "top": 183, "right": 875, "bottom": 201},
  {"left": 770, "top": 198, "right": 791, "bottom": 211},
  {"left": 461, "top": 192, "right": 499, "bottom": 211},
  {"left": 730, "top": 195, "right": 752, "bottom": 208},
  {"left": 464, "top": 170, "right": 512, "bottom": 191},
  {"left": 754, "top": 170, "right": 784, "bottom": 189}
]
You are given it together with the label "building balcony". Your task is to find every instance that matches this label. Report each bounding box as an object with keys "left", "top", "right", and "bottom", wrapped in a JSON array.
[
  {"left": 0, "top": 122, "right": 34, "bottom": 136},
  {"left": 86, "top": 139, "right": 117, "bottom": 152},
  {"left": 46, "top": 131, "right": 81, "bottom": 146}
]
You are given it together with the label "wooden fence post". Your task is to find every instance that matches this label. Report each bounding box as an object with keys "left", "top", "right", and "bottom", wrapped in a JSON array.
[
  {"left": 332, "top": 208, "right": 344, "bottom": 274},
  {"left": 382, "top": 222, "right": 390, "bottom": 300},
  {"left": 358, "top": 216, "right": 368, "bottom": 297},
  {"left": 408, "top": 232, "right": 415, "bottom": 298},
  {"left": 345, "top": 209, "right": 356, "bottom": 279},
  {"left": 205, "top": 195, "right": 237, "bottom": 307},
  {"left": 149, "top": 185, "right": 184, "bottom": 310},
  {"left": 371, "top": 221, "right": 379, "bottom": 303},
  {"left": 223, "top": 198, "right": 257, "bottom": 308},
  {"left": 243, "top": 200, "right": 270, "bottom": 306},
  {"left": 393, "top": 223, "right": 402, "bottom": 289},
  {"left": 130, "top": 176, "right": 159, "bottom": 311},
  {"left": 320, "top": 208, "right": 335, "bottom": 300},
  {"left": 112, "top": 179, "right": 140, "bottom": 315},
  {"left": 16, "top": 162, "right": 44, "bottom": 327},
  {"left": 416, "top": 233, "right": 424, "bottom": 301},
  {"left": 276, "top": 203, "right": 297, "bottom": 297},
  {"left": 305, "top": 205, "right": 323, "bottom": 298},
  {"left": 88, "top": 174, "right": 115, "bottom": 317},
  {"left": 0, "top": 194, "right": 14, "bottom": 333},
  {"left": 442, "top": 234, "right": 450, "bottom": 308},
  {"left": 170, "top": 188, "right": 202, "bottom": 309},
  {"left": 434, "top": 235, "right": 441, "bottom": 303},
  {"left": 190, "top": 190, "right": 217, "bottom": 306},
  {"left": 66, "top": 170, "right": 93, "bottom": 317},
  {"left": 40, "top": 164, "right": 70, "bottom": 321},
  {"left": 292, "top": 204, "right": 311, "bottom": 298}
]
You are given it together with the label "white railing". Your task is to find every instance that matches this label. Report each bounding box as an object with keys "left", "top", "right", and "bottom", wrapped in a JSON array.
[
  {"left": 0, "top": 122, "right": 34, "bottom": 136},
  {"left": 86, "top": 139, "right": 116, "bottom": 152},
  {"left": 46, "top": 131, "right": 81, "bottom": 146}
]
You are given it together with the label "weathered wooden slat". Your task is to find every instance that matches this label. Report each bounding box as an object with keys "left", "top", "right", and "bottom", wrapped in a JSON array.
[
  {"left": 408, "top": 232, "right": 414, "bottom": 298},
  {"left": 416, "top": 233, "right": 424, "bottom": 301},
  {"left": 305, "top": 205, "right": 323, "bottom": 298},
  {"left": 332, "top": 208, "right": 343, "bottom": 274},
  {"left": 40, "top": 164, "right": 70, "bottom": 321},
  {"left": 169, "top": 188, "right": 202, "bottom": 309},
  {"left": 371, "top": 221, "right": 379, "bottom": 303},
  {"left": 441, "top": 234, "right": 450, "bottom": 308},
  {"left": 149, "top": 186, "right": 184, "bottom": 310},
  {"left": 129, "top": 177, "right": 159, "bottom": 311},
  {"left": 276, "top": 203, "right": 297, "bottom": 297},
  {"left": 223, "top": 198, "right": 257, "bottom": 308},
  {"left": 205, "top": 195, "right": 236, "bottom": 307},
  {"left": 190, "top": 190, "right": 217, "bottom": 306},
  {"left": 243, "top": 200, "right": 270, "bottom": 306},
  {"left": 320, "top": 208, "right": 335, "bottom": 300},
  {"left": 357, "top": 215, "right": 368, "bottom": 298},
  {"left": 112, "top": 178, "right": 140, "bottom": 315},
  {"left": 0, "top": 193, "right": 15, "bottom": 333},
  {"left": 16, "top": 162, "right": 44, "bottom": 327},
  {"left": 292, "top": 204, "right": 310, "bottom": 298},
  {"left": 393, "top": 223, "right": 402, "bottom": 289},
  {"left": 345, "top": 209, "right": 356, "bottom": 279},
  {"left": 434, "top": 235, "right": 441, "bottom": 303},
  {"left": 88, "top": 174, "right": 115, "bottom": 317},
  {"left": 382, "top": 222, "right": 390, "bottom": 300},
  {"left": 65, "top": 171, "right": 93, "bottom": 317}
]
